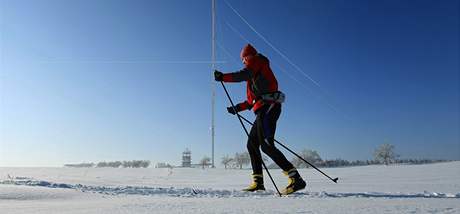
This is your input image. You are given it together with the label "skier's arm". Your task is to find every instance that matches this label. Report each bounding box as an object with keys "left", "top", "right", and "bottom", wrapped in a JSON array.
[
  {"left": 222, "top": 57, "right": 263, "bottom": 82},
  {"left": 227, "top": 101, "right": 253, "bottom": 115},
  {"left": 214, "top": 57, "right": 262, "bottom": 82},
  {"left": 236, "top": 101, "right": 253, "bottom": 111},
  {"left": 221, "top": 68, "right": 253, "bottom": 82}
]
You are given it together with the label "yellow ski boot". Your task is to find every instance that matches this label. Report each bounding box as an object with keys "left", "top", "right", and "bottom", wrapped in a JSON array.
[
  {"left": 242, "top": 174, "right": 265, "bottom": 192},
  {"left": 281, "top": 168, "right": 306, "bottom": 195}
]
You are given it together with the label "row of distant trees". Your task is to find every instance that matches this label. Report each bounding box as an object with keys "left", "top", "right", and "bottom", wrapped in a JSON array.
[
  {"left": 64, "top": 160, "right": 150, "bottom": 168},
  {"left": 220, "top": 152, "right": 269, "bottom": 169},
  {"left": 65, "top": 144, "right": 451, "bottom": 169},
  {"left": 199, "top": 152, "right": 267, "bottom": 169},
  {"left": 220, "top": 144, "right": 451, "bottom": 169}
]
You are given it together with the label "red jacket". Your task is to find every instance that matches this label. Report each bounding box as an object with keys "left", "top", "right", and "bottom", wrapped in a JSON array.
[{"left": 222, "top": 53, "right": 279, "bottom": 112}]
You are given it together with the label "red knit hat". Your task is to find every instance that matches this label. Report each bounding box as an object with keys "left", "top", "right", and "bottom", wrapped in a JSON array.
[{"left": 240, "top": 44, "right": 258, "bottom": 59}]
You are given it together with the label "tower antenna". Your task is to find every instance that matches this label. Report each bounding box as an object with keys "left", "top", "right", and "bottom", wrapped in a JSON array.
[{"left": 211, "top": 0, "right": 216, "bottom": 168}]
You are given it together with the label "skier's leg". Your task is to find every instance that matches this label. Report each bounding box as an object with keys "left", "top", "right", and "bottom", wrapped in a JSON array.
[
  {"left": 247, "top": 119, "right": 263, "bottom": 175},
  {"left": 257, "top": 104, "right": 294, "bottom": 171},
  {"left": 242, "top": 119, "right": 265, "bottom": 192},
  {"left": 257, "top": 104, "right": 306, "bottom": 195}
]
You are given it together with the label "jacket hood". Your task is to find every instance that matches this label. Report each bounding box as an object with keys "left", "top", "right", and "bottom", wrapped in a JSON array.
[{"left": 240, "top": 44, "right": 258, "bottom": 59}]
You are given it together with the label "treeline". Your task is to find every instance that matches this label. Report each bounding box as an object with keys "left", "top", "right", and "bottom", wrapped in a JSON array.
[
  {"left": 221, "top": 152, "right": 252, "bottom": 169},
  {"left": 64, "top": 163, "right": 95, "bottom": 168},
  {"left": 295, "top": 158, "right": 451, "bottom": 168},
  {"left": 284, "top": 147, "right": 452, "bottom": 168},
  {"left": 222, "top": 144, "right": 453, "bottom": 169},
  {"left": 393, "top": 159, "right": 451, "bottom": 165},
  {"left": 221, "top": 152, "right": 273, "bottom": 169},
  {"left": 64, "top": 160, "right": 151, "bottom": 168}
]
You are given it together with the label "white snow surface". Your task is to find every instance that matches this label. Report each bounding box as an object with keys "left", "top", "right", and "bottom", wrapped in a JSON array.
[{"left": 1, "top": 161, "right": 459, "bottom": 213}]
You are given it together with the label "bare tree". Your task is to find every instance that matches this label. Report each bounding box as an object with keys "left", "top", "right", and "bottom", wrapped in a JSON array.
[
  {"left": 64, "top": 163, "right": 95, "bottom": 168},
  {"left": 122, "top": 161, "right": 132, "bottom": 168},
  {"left": 234, "top": 152, "right": 250, "bottom": 169},
  {"left": 108, "top": 161, "right": 122, "bottom": 168},
  {"left": 291, "top": 149, "right": 322, "bottom": 168},
  {"left": 374, "top": 143, "right": 398, "bottom": 165},
  {"left": 139, "top": 160, "right": 151, "bottom": 168},
  {"left": 97, "top": 161, "right": 108, "bottom": 167},
  {"left": 156, "top": 162, "right": 172, "bottom": 168},
  {"left": 200, "top": 156, "right": 211, "bottom": 169},
  {"left": 221, "top": 155, "right": 233, "bottom": 169},
  {"left": 121, "top": 160, "right": 150, "bottom": 168}
]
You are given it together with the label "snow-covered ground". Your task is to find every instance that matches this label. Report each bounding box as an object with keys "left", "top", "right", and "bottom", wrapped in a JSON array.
[{"left": 1, "top": 161, "right": 459, "bottom": 213}]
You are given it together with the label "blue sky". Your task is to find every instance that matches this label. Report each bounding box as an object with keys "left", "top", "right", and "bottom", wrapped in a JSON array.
[{"left": 0, "top": 0, "right": 458, "bottom": 167}]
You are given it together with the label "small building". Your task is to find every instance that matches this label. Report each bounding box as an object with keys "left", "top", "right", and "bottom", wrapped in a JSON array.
[{"left": 182, "top": 148, "right": 192, "bottom": 167}]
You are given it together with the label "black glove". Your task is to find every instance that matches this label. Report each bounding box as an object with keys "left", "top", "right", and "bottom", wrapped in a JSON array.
[
  {"left": 214, "top": 70, "right": 223, "bottom": 81},
  {"left": 227, "top": 106, "right": 239, "bottom": 115}
]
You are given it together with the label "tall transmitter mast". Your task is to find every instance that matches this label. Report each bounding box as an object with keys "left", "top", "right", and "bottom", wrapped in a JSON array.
[{"left": 211, "top": 0, "right": 216, "bottom": 168}]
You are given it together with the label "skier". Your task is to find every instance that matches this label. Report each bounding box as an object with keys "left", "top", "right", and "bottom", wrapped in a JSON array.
[{"left": 214, "top": 44, "right": 306, "bottom": 195}]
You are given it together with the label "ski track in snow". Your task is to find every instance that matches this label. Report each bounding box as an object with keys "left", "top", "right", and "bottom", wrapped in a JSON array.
[{"left": 1, "top": 178, "right": 459, "bottom": 199}]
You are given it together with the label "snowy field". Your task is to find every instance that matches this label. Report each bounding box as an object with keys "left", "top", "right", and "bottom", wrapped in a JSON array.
[{"left": 0, "top": 161, "right": 459, "bottom": 214}]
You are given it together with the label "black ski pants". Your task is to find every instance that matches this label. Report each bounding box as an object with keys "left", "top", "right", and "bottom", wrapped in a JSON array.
[{"left": 247, "top": 103, "right": 294, "bottom": 175}]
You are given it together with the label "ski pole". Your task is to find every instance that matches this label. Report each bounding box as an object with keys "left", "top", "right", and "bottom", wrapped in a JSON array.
[
  {"left": 237, "top": 114, "right": 339, "bottom": 183},
  {"left": 219, "top": 81, "right": 282, "bottom": 196}
]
